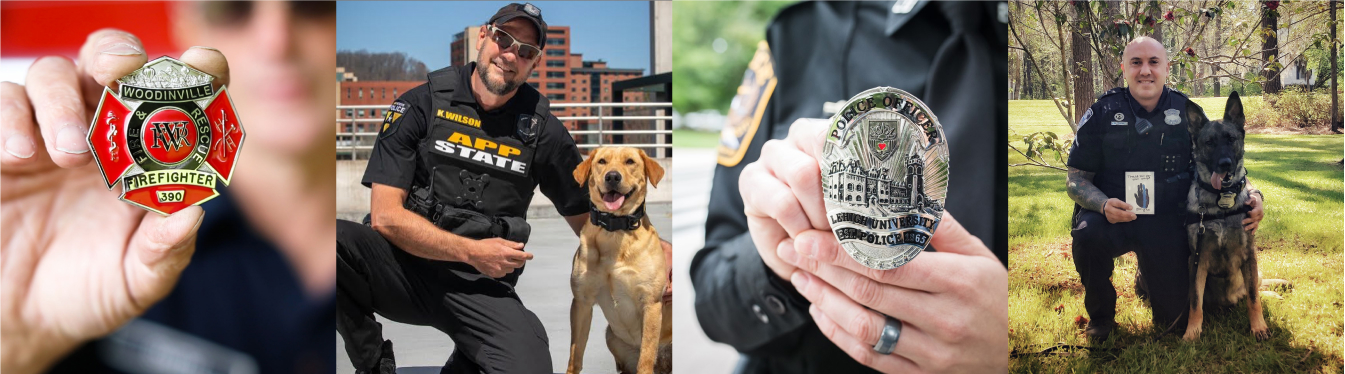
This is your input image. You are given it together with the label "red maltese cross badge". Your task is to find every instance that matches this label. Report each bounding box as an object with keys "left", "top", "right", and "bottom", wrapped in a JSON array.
[{"left": 88, "top": 56, "right": 245, "bottom": 215}]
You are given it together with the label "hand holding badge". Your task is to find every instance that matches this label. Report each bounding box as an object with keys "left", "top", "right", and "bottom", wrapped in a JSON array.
[
  {"left": 819, "top": 87, "right": 949, "bottom": 270},
  {"left": 88, "top": 56, "right": 244, "bottom": 215}
]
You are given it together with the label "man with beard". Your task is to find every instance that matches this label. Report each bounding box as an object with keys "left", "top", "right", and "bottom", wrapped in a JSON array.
[{"left": 334, "top": 3, "right": 591, "bottom": 373}]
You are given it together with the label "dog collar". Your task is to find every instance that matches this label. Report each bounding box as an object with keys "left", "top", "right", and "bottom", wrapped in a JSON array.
[{"left": 590, "top": 203, "right": 645, "bottom": 231}]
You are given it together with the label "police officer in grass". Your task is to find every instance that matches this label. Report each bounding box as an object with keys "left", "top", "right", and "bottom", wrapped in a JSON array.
[
  {"left": 336, "top": 3, "right": 670, "bottom": 373},
  {"left": 1067, "top": 36, "right": 1265, "bottom": 342}
]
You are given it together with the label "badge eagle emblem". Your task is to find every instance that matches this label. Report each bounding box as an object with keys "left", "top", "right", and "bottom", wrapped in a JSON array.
[
  {"left": 819, "top": 87, "right": 949, "bottom": 270},
  {"left": 87, "top": 56, "right": 245, "bottom": 215}
]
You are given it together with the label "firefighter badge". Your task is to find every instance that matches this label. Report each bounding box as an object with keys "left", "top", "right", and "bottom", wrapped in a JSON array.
[
  {"left": 819, "top": 87, "right": 949, "bottom": 270},
  {"left": 87, "top": 56, "right": 244, "bottom": 215}
]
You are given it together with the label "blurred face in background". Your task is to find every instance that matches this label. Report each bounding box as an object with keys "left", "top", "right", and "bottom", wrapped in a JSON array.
[{"left": 172, "top": 1, "right": 337, "bottom": 158}]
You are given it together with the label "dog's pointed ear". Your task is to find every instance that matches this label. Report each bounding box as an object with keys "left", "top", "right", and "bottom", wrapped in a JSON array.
[
  {"left": 640, "top": 149, "right": 664, "bottom": 188},
  {"left": 1186, "top": 99, "right": 1208, "bottom": 137},
  {"left": 573, "top": 152, "right": 594, "bottom": 186},
  {"left": 1224, "top": 91, "right": 1245, "bottom": 133}
]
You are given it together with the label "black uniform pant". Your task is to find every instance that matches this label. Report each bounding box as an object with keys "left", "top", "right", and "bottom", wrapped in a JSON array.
[
  {"left": 335, "top": 219, "right": 551, "bottom": 374},
  {"left": 1070, "top": 210, "right": 1190, "bottom": 329}
]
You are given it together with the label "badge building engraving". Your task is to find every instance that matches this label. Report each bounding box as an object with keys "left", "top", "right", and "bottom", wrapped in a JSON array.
[{"left": 820, "top": 87, "right": 948, "bottom": 270}]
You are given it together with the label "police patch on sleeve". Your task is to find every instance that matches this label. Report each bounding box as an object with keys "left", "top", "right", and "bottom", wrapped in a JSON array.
[
  {"left": 1075, "top": 108, "right": 1092, "bottom": 131},
  {"left": 381, "top": 100, "right": 409, "bottom": 138},
  {"left": 717, "top": 41, "right": 777, "bottom": 167}
]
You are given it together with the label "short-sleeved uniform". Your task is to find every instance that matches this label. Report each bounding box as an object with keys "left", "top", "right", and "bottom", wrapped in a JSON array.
[
  {"left": 688, "top": 2, "right": 1007, "bottom": 373},
  {"left": 1067, "top": 86, "right": 1195, "bottom": 328},
  {"left": 336, "top": 62, "right": 587, "bottom": 374}
]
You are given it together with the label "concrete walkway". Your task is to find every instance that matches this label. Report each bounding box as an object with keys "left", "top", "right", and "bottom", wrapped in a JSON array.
[
  {"left": 670, "top": 148, "right": 743, "bottom": 373},
  {"left": 335, "top": 205, "right": 671, "bottom": 374}
]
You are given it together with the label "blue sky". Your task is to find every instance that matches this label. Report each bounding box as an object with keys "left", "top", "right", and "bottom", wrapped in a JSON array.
[{"left": 337, "top": 1, "right": 651, "bottom": 72}]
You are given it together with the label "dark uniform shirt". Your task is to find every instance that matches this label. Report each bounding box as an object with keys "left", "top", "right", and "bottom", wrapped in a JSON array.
[
  {"left": 1068, "top": 86, "right": 1193, "bottom": 216},
  {"left": 689, "top": 2, "right": 1007, "bottom": 373},
  {"left": 362, "top": 61, "right": 588, "bottom": 219},
  {"left": 50, "top": 191, "right": 335, "bottom": 374}
]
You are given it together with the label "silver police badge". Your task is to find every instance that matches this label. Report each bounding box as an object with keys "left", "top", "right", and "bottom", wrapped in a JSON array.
[
  {"left": 1164, "top": 108, "right": 1181, "bottom": 125},
  {"left": 820, "top": 87, "right": 949, "bottom": 270}
]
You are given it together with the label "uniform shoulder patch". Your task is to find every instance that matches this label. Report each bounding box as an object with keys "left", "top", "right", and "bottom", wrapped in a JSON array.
[
  {"left": 380, "top": 100, "right": 409, "bottom": 138},
  {"left": 1097, "top": 87, "right": 1126, "bottom": 99},
  {"left": 1075, "top": 108, "right": 1093, "bottom": 131},
  {"left": 718, "top": 40, "right": 777, "bottom": 167}
]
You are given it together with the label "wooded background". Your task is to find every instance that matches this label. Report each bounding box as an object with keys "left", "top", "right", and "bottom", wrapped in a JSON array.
[{"left": 1009, "top": 0, "right": 1342, "bottom": 132}]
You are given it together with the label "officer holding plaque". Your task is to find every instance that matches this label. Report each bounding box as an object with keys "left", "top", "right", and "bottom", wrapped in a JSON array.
[
  {"left": 1065, "top": 36, "right": 1266, "bottom": 342},
  {"left": 690, "top": 2, "right": 1008, "bottom": 373}
]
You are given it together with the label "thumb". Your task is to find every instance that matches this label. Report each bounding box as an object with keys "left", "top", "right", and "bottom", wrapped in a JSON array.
[
  {"left": 511, "top": 250, "right": 534, "bottom": 261},
  {"left": 124, "top": 206, "right": 204, "bottom": 311}
]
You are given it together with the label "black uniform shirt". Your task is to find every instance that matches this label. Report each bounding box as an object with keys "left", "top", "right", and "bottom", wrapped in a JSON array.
[
  {"left": 362, "top": 62, "right": 588, "bottom": 218},
  {"left": 690, "top": 2, "right": 1007, "bottom": 373},
  {"left": 1068, "top": 86, "right": 1193, "bottom": 216}
]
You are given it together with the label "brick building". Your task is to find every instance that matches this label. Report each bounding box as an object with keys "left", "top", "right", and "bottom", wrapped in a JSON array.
[{"left": 337, "top": 78, "right": 422, "bottom": 134}]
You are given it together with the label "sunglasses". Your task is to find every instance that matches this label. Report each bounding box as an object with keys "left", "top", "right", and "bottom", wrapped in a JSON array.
[
  {"left": 202, "top": 1, "right": 335, "bottom": 28},
  {"left": 489, "top": 25, "right": 542, "bottom": 60}
]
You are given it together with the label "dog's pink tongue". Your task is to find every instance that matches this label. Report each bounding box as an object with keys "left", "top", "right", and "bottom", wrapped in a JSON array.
[
  {"left": 1211, "top": 172, "right": 1225, "bottom": 190},
  {"left": 602, "top": 192, "right": 625, "bottom": 211}
]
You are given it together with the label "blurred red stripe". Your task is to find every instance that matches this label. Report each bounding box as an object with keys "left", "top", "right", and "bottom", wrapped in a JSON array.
[{"left": 2, "top": 1, "right": 176, "bottom": 58}]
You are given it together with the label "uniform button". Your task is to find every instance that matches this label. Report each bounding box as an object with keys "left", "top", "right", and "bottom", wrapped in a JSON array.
[
  {"left": 752, "top": 304, "right": 770, "bottom": 324},
  {"left": 765, "top": 295, "right": 786, "bottom": 315}
]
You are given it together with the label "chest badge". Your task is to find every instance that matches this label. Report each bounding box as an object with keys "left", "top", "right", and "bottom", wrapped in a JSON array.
[
  {"left": 1218, "top": 192, "right": 1237, "bottom": 209},
  {"left": 820, "top": 87, "right": 948, "bottom": 270},
  {"left": 1114, "top": 112, "right": 1125, "bottom": 121},
  {"left": 87, "top": 56, "right": 245, "bottom": 215},
  {"left": 1164, "top": 109, "right": 1181, "bottom": 125}
]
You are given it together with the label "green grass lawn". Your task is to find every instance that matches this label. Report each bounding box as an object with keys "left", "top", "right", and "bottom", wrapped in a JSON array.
[
  {"left": 674, "top": 128, "right": 720, "bottom": 149},
  {"left": 1008, "top": 99, "right": 1344, "bottom": 373}
]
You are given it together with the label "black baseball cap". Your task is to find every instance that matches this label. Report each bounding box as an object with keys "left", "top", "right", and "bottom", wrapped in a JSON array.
[{"left": 489, "top": 3, "right": 548, "bottom": 48}]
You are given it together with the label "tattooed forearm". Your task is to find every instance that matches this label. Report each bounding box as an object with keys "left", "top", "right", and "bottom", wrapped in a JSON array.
[{"left": 1066, "top": 167, "right": 1109, "bottom": 213}]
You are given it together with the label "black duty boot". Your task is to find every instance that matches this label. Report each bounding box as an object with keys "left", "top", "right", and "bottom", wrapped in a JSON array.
[
  {"left": 357, "top": 340, "right": 396, "bottom": 374},
  {"left": 1085, "top": 318, "right": 1116, "bottom": 343}
]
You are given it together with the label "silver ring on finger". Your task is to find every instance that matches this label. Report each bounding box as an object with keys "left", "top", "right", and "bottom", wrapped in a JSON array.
[{"left": 873, "top": 314, "right": 902, "bottom": 355}]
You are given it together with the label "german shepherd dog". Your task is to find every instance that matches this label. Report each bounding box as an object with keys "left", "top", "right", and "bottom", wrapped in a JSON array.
[{"left": 1182, "top": 92, "right": 1276, "bottom": 341}]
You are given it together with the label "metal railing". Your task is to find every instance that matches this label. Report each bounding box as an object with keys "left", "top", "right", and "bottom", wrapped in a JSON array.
[{"left": 336, "top": 102, "right": 672, "bottom": 160}]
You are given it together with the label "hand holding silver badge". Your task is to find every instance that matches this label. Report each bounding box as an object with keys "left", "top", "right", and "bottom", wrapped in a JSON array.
[{"left": 819, "top": 87, "right": 949, "bottom": 270}]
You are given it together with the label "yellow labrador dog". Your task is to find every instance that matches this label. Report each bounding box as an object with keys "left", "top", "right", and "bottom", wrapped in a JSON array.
[{"left": 567, "top": 147, "right": 671, "bottom": 374}]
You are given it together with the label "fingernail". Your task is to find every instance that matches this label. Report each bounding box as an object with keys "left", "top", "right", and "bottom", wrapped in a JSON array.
[
  {"left": 100, "top": 42, "right": 144, "bottom": 56},
  {"left": 55, "top": 125, "right": 89, "bottom": 154},
  {"left": 5, "top": 135, "right": 35, "bottom": 159},
  {"left": 777, "top": 242, "right": 798, "bottom": 264},
  {"left": 791, "top": 271, "right": 810, "bottom": 291},
  {"left": 188, "top": 46, "right": 220, "bottom": 52},
  {"left": 797, "top": 238, "right": 817, "bottom": 259}
]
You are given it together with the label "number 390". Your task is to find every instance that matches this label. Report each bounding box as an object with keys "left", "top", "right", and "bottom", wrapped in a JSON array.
[{"left": 157, "top": 190, "right": 185, "bottom": 203}]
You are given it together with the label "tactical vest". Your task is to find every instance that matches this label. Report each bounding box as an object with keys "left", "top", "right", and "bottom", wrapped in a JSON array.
[
  {"left": 1092, "top": 88, "right": 1192, "bottom": 216},
  {"left": 419, "top": 66, "right": 549, "bottom": 220},
  {"left": 400, "top": 66, "right": 551, "bottom": 284}
]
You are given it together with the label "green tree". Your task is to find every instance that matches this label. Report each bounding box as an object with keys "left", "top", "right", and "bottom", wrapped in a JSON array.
[{"left": 671, "top": 1, "right": 794, "bottom": 114}]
